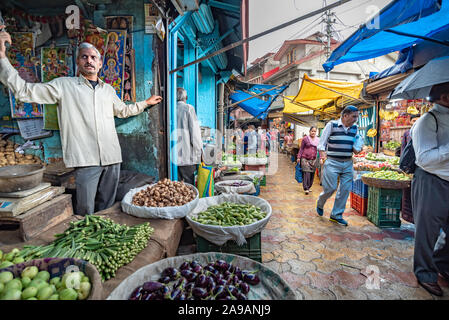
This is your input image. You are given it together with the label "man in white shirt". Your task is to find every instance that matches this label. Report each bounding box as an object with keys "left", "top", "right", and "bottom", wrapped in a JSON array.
[
  {"left": 410, "top": 82, "right": 449, "bottom": 297},
  {"left": 316, "top": 105, "right": 363, "bottom": 226},
  {"left": 0, "top": 29, "right": 162, "bottom": 215},
  {"left": 175, "top": 88, "right": 202, "bottom": 185}
]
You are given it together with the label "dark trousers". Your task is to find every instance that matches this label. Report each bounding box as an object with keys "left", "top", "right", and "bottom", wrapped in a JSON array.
[
  {"left": 412, "top": 167, "right": 449, "bottom": 283},
  {"left": 178, "top": 165, "right": 197, "bottom": 185},
  {"left": 74, "top": 163, "right": 121, "bottom": 215},
  {"left": 302, "top": 171, "right": 315, "bottom": 191}
]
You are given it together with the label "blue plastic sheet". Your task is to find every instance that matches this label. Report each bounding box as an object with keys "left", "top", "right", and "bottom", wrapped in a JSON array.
[
  {"left": 323, "top": 0, "right": 443, "bottom": 72},
  {"left": 229, "top": 84, "right": 287, "bottom": 119},
  {"left": 370, "top": 48, "right": 414, "bottom": 81}
]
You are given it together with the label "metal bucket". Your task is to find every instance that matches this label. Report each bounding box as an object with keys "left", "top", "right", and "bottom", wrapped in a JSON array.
[{"left": 0, "top": 164, "right": 45, "bottom": 193}]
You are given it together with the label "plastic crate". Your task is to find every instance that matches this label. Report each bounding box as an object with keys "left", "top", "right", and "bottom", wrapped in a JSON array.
[
  {"left": 367, "top": 186, "right": 402, "bottom": 228},
  {"left": 352, "top": 178, "right": 369, "bottom": 199},
  {"left": 350, "top": 192, "right": 368, "bottom": 216},
  {"left": 195, "top": 232, "right": 262, "bottom": 262}
]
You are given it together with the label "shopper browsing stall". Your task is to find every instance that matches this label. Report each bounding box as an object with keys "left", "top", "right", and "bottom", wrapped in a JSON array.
[
  {"left": 316, "top": 105, "right": 363, "bottom": 226},
  {"left": 0, "top": 31, "right": 162, "bottom": 215},
  {"left": 297, "top": 127, "right": 319, "bottom": 195}
]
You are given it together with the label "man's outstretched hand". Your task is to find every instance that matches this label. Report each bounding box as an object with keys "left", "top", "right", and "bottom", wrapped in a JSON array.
[
  {"left": 145, "top": 95, "right": 163, "bottom": 106},
  {"left": 0, "top": 26, "right": 11, "bottom": 59}
]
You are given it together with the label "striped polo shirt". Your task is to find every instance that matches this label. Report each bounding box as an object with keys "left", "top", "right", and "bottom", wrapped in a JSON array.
[{"left": 327, "top": 121, "right": 358, "bottom": 160}]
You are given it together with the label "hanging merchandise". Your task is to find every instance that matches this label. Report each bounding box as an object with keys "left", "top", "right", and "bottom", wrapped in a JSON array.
[
  {"left": 82, "top": 20, "right": 108, "bottom": 56},
  {"left": 105, "top": 16, "right": 136, "bottom": 102},
  {"left": 99, "top": 30, "right": 127, "bottom": 100},
  {"left": 7, "top": 32, "right": 43, "bottom": 119},
  {"left": 41, "top": 47, "right": 69, "bottom": 130}
]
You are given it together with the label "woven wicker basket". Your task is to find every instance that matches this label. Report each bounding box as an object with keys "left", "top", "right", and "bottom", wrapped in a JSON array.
[
  {"left": 382, "top": 149, "right": 397, "bottom": 157},
  {"left": 362, "top": 176, "right": 411, "bottom": 189}
]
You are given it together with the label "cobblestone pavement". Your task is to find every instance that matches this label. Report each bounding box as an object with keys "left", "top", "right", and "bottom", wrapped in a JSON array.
[{"left": 259, "top": 153, "right": 449, "bottom": 300}]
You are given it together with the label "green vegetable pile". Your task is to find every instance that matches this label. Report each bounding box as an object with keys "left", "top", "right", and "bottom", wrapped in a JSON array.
[
  {"left": 0, "top": 248, "right": 24, "bottom": 269},
  {"left": 386, "top": 157, "right": 400, "bottom": 165},
  {"left": 8, "top": 215, "right": 154, "bottom": 282},
  {"left": 384, "top": 141, "right": 401, "bottom": 150},
  {"left": 191, "top": 202, "right": 267, "bottom": 226},
  {"left": 363, "top": 170, "right": 410, "bottom": 181},
  {"left": 365, "top": 152, "right": 387, "bottom": 162},
  {"left": 0, "top": 267, "right": 91, "bottom": 300}
]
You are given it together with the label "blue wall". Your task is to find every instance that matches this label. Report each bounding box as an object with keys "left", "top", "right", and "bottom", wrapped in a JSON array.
[{"left": 197, "top": 65, "right": 216, "bottom": 130}]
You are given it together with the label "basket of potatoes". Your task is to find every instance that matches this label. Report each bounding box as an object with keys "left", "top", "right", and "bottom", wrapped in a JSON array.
[{"left": 121, "top": 178, "right": 199, "bottom": 219}]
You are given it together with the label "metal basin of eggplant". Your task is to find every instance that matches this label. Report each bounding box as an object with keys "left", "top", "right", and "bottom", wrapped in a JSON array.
[{"left": 0, "top": 164, "right": 45, "bottom": 193}]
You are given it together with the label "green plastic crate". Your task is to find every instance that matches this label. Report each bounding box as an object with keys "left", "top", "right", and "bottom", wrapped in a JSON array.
[
  {"left": 194, "top": 232, "right": 262, "bottom": 262},
  {"left": 367, "top": 186, "right": 402, "bottom": 228}
]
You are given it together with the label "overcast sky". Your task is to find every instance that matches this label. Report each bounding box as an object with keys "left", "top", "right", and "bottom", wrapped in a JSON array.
[{"left": 248, "top": 0, "right": 393, "bottom": 64}]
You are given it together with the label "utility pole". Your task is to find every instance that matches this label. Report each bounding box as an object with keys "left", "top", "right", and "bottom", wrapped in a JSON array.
[{"left": 323, "top": 1, "right": 335, "bottom": 80}]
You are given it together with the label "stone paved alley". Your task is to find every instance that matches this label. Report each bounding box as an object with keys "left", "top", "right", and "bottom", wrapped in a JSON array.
[{"left": 259, "top": 152, "right": 449, "bottom": 300}]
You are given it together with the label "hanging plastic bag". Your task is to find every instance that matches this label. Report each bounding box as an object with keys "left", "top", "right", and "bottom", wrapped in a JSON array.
[
  {"left": 196, "top": 162, "right": 215, "bottom": 198},
  {"left": 295, "top": 162, "right": 303, "bottom": 183}
]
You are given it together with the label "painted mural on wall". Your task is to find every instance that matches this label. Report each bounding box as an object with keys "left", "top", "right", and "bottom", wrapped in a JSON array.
[
  {"left": 41, "top": 47, "right": 69, "bottom": 130},
  {"left": 99, "top": 30, "right": 127, "bottom": 100},
  {"left": 105, "top": 16, "right": 136, "bottom": 102},
  {"left": 7, "top": 32, "right": 43, "bottom": 119}
]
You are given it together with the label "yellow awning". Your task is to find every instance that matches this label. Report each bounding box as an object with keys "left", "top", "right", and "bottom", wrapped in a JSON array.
[{"left": 282, "top": 74, "right": 364, "bottom": 116}]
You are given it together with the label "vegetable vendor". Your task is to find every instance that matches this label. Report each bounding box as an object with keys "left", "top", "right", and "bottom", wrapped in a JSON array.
[
  {"left": 0, "top": 30, "right": 162, "bottom": 215},
  {"left": 316, "top": 105, "right": 363, "bottom": 227}
]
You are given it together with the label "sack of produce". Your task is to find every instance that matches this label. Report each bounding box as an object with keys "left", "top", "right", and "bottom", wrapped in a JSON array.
[
  {"left": 121, "top": 179, "right": 199, "bottom": 219},
  {"left": 106, "top": 252, "right": 297, "bottom": 300},
  {"left": 215, "top": 180, "right": 256, "bottom": 195},
  {"left": 186, "top": 194, "right": 272, "bottom": 246},
  {"left": 0, "top": 257, "right": 102, "bottom": 300}
]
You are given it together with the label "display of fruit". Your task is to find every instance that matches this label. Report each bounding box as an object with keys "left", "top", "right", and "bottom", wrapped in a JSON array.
[
  {"left": 365, "top": 152, "right": 387, "bottom": 162},
  {"left": 384, "top": 141, "right": 401, "bottom": 151},
  {"left": 366, "top": 129, "right": 377, "bottom": 137},
  {"left": 386, "top": 157, "right": 400, "bottom": 166},
  {"left": 128, "top": 260, "right": 261, "bottom": 300},
  {"left": 363, "top": 171, "right": 410, "bottom": 181},
  {"left": 0, "top": 268, "right": 91, "bottom": 300},
  {"left": 354, "top": 161, "right": 392, "bottom": 172},
  {"left": 407, "top": 105, "right": 419, "bottom": 115},
  {"left": 132, "top": 178, "right": 196, "bottom": 207}
]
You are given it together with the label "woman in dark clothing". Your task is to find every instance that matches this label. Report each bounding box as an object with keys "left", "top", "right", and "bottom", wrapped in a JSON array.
[{"left": 297, "top": 127, "right": 320, "bottom": 194}]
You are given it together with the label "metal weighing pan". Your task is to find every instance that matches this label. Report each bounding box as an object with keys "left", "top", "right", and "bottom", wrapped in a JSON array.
[{"left": 0, "top": 164, "right": 45, "bottom": 193}]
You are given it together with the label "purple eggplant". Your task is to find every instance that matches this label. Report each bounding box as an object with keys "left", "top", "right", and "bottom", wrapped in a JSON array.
[
  {"left": 161, "top": 267, "right": 175, "bottom": 277},
  {"left": 213, "top": 285, "right": 227, "bottom": 299},
  {"left": 158, "top": 276, "right": 171, "bottom": 284},
  {"left": 227, "top": 285, "right": 239, "bottom": 296},
  {"left": 195, "top": 274, "right": 207, "bottom": 288},
  {"left": 181, "top": 269, "right": 197, "bottom": 282},
  {"left": 175, "top": 277, "right": 187, "bottom": 289},
  {"left": 204, "top": 265, "right": 215, "bottom": 273},
  {"left": 192, "top": 287, "right": 208, "bottom": 299},
  {"left": 229, "top": 264, "right": 236, "bottom": 273},
  {"left": 206, "top": 276, "right": 216, "bottom": 291},
  {"left": 185, "top": 282, "right": 195, "bottom": 292},
  {"left": 180, "top": 261, "right": 190, "bottom": 270},
  {"left": 157, "top": 285, "right": 170, "bottom": 296},
  {"left": 243, "top": 273, "right": 260, "bottom": 285},
  {"left": 192, "top": 264, "right": 203, "bottom": 274},
  {"left": 223, "top": 270, "right": 231, "bottom": 277},
  {"left": 217, "top": 279, "right": 227, "bottom": 286},
  {"left": 190, "top": 260, "right": 200, "bottom": 269},
  {"left": 214, "top": 260, "right": 228, "bottom": 271},
  {"left": 239, "top": 282, "right": 250, "bottom": 294},
  {"left": 235, "top": 292, "right": 248, "bottom": 300},
  {"left": 232, "top": 275, "right": 240, "bottom": 285},
  {"left": 142, "top": 281, "right": 164, "bottom": 292},
  {"left": 129, "top": 286, "right": 143, "bottom": 300},
  {"left": 179, "top": 293, "right": 187, "bottom": 300},
  {"left": 167, "top": 288, "right": 182, "bottom": 300}
]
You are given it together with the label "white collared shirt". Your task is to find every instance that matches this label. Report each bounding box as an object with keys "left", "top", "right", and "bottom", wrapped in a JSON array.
[
  {"left": 318, "top": 118, "right": 363, "bottom": 153},
  {"left": 411, "top": 104, "right": 449, "bottom": 182},
  {"left": 0, "top": 57, "right": 148, "bottom": 168}
]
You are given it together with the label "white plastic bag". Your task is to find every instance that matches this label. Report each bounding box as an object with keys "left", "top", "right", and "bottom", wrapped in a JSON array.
[
  {"left": 185, "top": 194, "right": 272, "bottom": 246},
  {"left": 121, "top": 183, "right": 199, "bottom": 219},
  {"left": 215, "top": 180, "right": 256, "bottom": 195}
]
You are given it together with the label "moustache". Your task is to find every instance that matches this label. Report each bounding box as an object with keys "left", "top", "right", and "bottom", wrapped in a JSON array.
[{"left": 84, "top": 64, "right": 95, "bottom": 68}]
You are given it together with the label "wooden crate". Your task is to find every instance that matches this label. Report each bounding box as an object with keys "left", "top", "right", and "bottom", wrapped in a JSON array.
[{"left": 0, "top": 194, "right": 73, "bottom": 241}]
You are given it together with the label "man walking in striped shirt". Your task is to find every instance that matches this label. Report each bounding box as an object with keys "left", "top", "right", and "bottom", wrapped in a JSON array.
[{"left": 316, "top": 106, "right": 363, "bottom": 226}]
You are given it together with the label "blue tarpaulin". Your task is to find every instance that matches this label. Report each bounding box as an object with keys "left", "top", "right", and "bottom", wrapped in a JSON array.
[
  {"left": 323, "top": 0, "right": 443, "bottom": 72},
  {"left": 370, "top": 47, "right": 414, "bottom": 80},
  {"left": 229, "top": 84, "right": 287, "bottom": 120}
]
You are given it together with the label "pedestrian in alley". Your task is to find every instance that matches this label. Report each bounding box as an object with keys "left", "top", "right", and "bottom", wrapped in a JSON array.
[
  {"left": 297, "top": 126, "right": 320, "bottom": 195},
  {"left": 176, "top": 87, "right": 203, "bottom": 185},
  {"left": 316, "top": 105, "right": 363, "bottom": 226},
  {"left": 410, "top": 82, "right": 449, "bottom": 297},
  {"left": 0, "top": 33, "right": 162, "bottom": 216}
]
